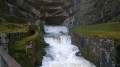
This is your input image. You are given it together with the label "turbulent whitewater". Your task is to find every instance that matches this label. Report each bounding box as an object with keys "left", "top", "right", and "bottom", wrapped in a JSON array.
[{"left": 41, "top": 25, "right": 96, "bottom": 67}]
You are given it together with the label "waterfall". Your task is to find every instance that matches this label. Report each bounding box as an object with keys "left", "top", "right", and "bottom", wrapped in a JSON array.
[{"left": 41, "top": 25, "right": 96, "bottom": 67}]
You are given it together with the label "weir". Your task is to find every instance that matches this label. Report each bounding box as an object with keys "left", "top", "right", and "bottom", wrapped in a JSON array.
[{"left": 40, "top": 25, "right": 96, "bottom": 67}]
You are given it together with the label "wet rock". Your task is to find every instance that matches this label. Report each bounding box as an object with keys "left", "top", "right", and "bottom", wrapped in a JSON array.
[
  {"left": 72, "top": 33, "right": 116, "bottom": 67},
  {"left": 0, "top": 33, "right": 8, "bottom": 51}
]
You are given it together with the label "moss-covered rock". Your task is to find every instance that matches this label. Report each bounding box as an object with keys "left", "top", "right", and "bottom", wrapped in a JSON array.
[
  {"left": 71, "top": 33, "right": 116, "bottom": 67},
  {"left": 0, "top": 21, "right": 48, "bottom": 67},
  {"left": 0, "top": 22, "right": 29, "bottom": 33}
]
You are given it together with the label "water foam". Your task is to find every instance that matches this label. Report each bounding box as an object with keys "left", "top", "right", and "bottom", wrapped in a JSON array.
[{"left": 41, "top": 25, "right": 96, "bottom": 67}]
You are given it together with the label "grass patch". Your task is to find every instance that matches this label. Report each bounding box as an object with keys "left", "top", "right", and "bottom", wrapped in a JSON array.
[
  {"left": 72, "top": 22, "right": 120, "bottom": 39},
  {"left": 0, "top": 22, "right": 29, "bottom": 33},
  {"left": 14, "top": 34, "right": 38, "bottom": 50}
]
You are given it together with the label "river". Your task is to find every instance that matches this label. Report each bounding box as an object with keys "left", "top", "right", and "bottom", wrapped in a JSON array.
[{"left": 40, "top": 25, "right": 96, "bottom": 67}]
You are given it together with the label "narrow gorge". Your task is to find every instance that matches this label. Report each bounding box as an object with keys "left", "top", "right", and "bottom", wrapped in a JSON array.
[
  {"left": 0, "top": 0, "right": 120, "bottom": 67},
  {"left": 41, "top": 25, "right": 95, "bottom": 67}
]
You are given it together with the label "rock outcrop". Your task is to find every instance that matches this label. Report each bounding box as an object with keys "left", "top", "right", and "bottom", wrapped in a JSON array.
[
  {"left": 0, "top": 0, "right": 70, "bottom": 24},
  {"left": 0, "top": 0, "right": 40, "bottom": 23},
  {"left": 63, "top": 0, "right": 120, "bottom": 27},
  {"left": 1, "top": 0, "right": 120, "bottom": 25},
  {"left": 72, "top": 33, "right": 117, "bottom": 67},
  {"left": 0, "top": 33, "right": 8, "bottom": 51}
]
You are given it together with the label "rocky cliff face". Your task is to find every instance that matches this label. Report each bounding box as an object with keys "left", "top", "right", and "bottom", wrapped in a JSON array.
[
  {"left": 1, "top": 0, "right": 120, "bottom": 25},
  {"left": 72, "top": 33, "right": 118, "bottom": 67},
  {"left": 0, "top": 0, "right": 41, "bottom": 23},
  {"left": 0, "top": 0, "right": 69, "bottom": 24},
  {"left": 63, "top": 0, "right": 120, "bottom": 27}
]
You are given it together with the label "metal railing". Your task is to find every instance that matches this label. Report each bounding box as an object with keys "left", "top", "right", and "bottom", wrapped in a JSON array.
[{"left": 0, "top": 47, "right": 21, "bottom": 67}]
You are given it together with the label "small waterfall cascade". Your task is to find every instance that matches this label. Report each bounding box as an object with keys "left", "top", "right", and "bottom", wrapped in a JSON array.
[{"left": 41, "top": 25, "right": 96, "bottom": 67}]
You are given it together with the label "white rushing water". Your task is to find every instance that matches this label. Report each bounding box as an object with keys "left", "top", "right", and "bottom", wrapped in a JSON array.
[{"left": 41, "top": 25, "right": 96, "bottom": 67}]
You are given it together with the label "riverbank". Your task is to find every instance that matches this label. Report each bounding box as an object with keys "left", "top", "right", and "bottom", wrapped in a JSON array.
[
  {"left": 71, "top": 22, "right": 120, "bottom": 67},
  {"left": 72, "top": 22, "right": 120, "bottom": 40},
  {"left": 0, "top": 21, "right": 47, "bottom": 67}
]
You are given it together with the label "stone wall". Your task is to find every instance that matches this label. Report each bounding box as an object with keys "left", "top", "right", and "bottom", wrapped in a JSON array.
[{"left": 71, "top": 33, "right": 116, "bottom": 67}]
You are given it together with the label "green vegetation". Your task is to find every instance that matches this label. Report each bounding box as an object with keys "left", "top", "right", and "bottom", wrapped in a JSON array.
[
  {"left": 7, "top": 23, "right": 47, "bottom": 67},
  {"left": 115, "top": 40, "right": 120, "bottom": 46},
  {"left": 10, "top": 34, "right": 46, "bottom": 67},
  {"left": 72, "top": 22, "right": 120, "bottom": 39},
  {"left": 14, "top": 34, "right": 38, "bottom": 50},
  {"left": 0, "top": 22, "right": 29, "bottom": 33},
  {"left": 0, "top": 20, "right": 46, "bottom": 67},
  {"left": 0, "top": 0, "right": 45, "bottom": 66}
]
